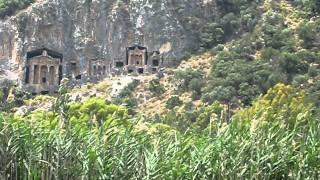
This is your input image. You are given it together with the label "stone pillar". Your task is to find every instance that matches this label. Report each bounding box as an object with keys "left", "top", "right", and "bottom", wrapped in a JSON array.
[
  {"left": 29, "top": 64, "right": 34, "bottom": 84},
  {"left": 128, "top": 53, "right": 132, "bottom": 65},
  {"left": 47, "top": 65, "right": 50, "bottom": 86},
  {"left": 34, "top": 65, "right": 39, "bottom": 84},
  {"left": 34, "top": 64, "right": 40, "bottom": 84},
  {"left": 142, "top": 54, "right": 145, "bottom": 66},
  {"left": 55, "top": 65, "right": 59, "bottom": 85}
]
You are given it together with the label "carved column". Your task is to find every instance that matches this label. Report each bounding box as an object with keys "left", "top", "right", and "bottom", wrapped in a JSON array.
[
  {"left": 29, "top": 64, "right": 34, "bottom": 84},
  {"left": 47, "top": 65, "right": 50, "bottom": 86},
  {"left": 142, "top": 54, "right": 145, "bottom": 66},
  {"left": 34, "top": 64, "right": 38, "bottom": 84},
  {"left": 128, "top": 53, "right": 132, "bottom": 65},
  {"left": 55, "top": 65, "right": 59, "bottom": 86},
  {"left": 37, "top": 64, "right": 41, "bottom": 84}
]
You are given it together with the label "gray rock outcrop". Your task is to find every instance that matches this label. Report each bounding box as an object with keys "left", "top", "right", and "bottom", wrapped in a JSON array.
[{"left": 0, "top": 0, "right": 217, "bottom": 81}]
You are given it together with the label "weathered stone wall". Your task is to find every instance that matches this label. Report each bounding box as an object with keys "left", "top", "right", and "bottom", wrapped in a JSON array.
[{"left": 0, "top": 0, "right": 217, "bottom": 79}]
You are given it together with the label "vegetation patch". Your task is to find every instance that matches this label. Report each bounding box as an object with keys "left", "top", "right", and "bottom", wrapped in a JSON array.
[
  {"left": 0, "top": 0, "right": 34, "bottom": 18},
  {"left": 0, "top": 84, "right": 319, "bottom": 179}
]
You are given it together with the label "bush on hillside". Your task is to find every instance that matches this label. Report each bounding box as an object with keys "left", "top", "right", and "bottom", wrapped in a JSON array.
[
  {"left": 173, "top": 68, "right": 205, "bottom": 95},
  {"left": 148, "top": 79, "right": 165, "bottom": 96},
  {"left": 0, "top": 0, "right": 34, "bottom": 18},
  {"left": 166, "top": 96, "right": 183, "bottom": 109}
]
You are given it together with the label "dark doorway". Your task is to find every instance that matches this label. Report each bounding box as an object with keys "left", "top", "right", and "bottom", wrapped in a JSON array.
[
  {"left": 41, "top": 91, "right": 49, "bottom": 95},
  {"left": 76, "top": 75, "right": 82, "bottom": 80},
  {"left": 70, "top": 63, "right": 77, "bottom": 77},
  {"left": 128, "top": 69, "right": 134, "bottom": 73},
  {"left": 152, "top": 60, "right": 159, "bottom": 66},
  {"left": 71, "top": 63, "right": 76, "bottom": 70},
  {"left": 59, "top": 65, "right": 63, "bottom": 85},
  {"left": 116, "top": 62, "right": 124, "bottom": 68},
  {"left": 152, "top": 68, "right": 157, "bottom": 72},
  {"left": 93, "top": 66, "right": 97, "bottom": 75},
  {"left": 40, "top": 66, "right": 48, "bottom": 84},
  {"left": 25, "top": 66, "right": 30, "bottom": 84},
  {"left": 138, "top": 68, "right": 144, "bottom": 74}
]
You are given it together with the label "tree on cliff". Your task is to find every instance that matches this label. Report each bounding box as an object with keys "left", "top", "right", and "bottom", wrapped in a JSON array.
[{"left": 0, "top": 0, "right": 34, "bottom": 18}]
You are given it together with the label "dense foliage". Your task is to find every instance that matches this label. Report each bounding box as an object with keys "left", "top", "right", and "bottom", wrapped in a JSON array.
[
  {"left": 172, "top": 0, "right": 320, "bottom": 110},
  {"left": 0, "top": 0, "right": 34, "bottom": 18},
  {"left": 112, "top": 80, "right": 139, "bottom": 112},
  {"left": 148, "top": 79, "right": 165, "bottom": 96},
  {"left": 0, "top": 84, "right": 319, "bottom": 179}
]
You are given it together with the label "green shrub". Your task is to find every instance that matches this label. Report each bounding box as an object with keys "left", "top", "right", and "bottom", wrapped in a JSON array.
[
  {"left": 148, "top": 79, "right": 165, "bottom": 96},
  {"left": 0, "top": 0, "right": 34, "bottom": 18},
  {"left": 173, "top": 68, "right": 204, "bottom": 93},
  {"left": 113, "top": 80, "right": 139, "bottom": 110},
  {"left": 308, "top": 66, "right": 319, "bottom": 77},
  {"left": 297, "top": 20, "right": 320, "bottom": 49},
  {"left": 0, "top": 90, "right": 3, "bottom": 102},
  {"left": 68, "top": 97, "right": 127, "bottom": 129},
  {"left": 166, "top": 96, "right": 183, "bottom": 109},
  {"left": 96, "top": 81, "right": 109, "bottom": 92},
  {"left": 193, "top": 101, "right": 224, "bottom": 130},
  {"left": 25, "top": 95, "right": 55, "bottom": 106},
  {"left": 200, "top": 23, "right": 224, "bottom": 48}
]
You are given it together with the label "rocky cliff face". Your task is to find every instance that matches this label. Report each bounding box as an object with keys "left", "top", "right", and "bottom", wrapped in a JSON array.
[{"left": 0, "top": 0, "right": 217, "bottom": 80}]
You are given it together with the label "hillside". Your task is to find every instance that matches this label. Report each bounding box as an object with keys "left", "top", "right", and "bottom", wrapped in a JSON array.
[
  {"left": 107, "top": 0, "right": 320, "bottom": 126},
  {"left": 0, "top": 0, "right": 320, "bottom": 179}
]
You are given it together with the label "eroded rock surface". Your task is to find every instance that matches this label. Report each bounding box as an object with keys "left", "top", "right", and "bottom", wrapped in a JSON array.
[{"left": 0, "top": 0, "right": 217, "bottom": 80}]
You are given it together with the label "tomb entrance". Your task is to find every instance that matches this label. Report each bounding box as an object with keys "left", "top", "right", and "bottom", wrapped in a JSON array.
[
  {"left": 25, "top": 48, "right": 63, "bottom": 94},
  {"left": 111, "top": 46, "right": 163, "bottom": 75},
  {"left": 150, "top": 51, "right": 161, "bottom": 67},
  {"left": 126, "top": 45, "right": 147, "bottom": 67},
  {"left": 152, "top": 59, "right": 159, "bottom": 66},
  {"left": 116, "top": 62, "right": 124, "bottom": 68},
  {"left": 68, "top": 61, "right": 80, "bottom": 80},
  {"left": 138, "top": 68, "right": 144, "bottom": 74},
  {"left": 89, "top": 59, "right": 107, "bottom": 79}
]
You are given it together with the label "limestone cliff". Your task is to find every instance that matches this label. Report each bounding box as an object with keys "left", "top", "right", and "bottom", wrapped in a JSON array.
[{"left": 0, "top": 0, "right": 217, "bottom": 80}]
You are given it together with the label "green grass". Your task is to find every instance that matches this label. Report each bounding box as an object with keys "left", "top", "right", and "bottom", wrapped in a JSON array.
[
  {"left": 0, "top": 112, "right": 319, "bottom": 179},
  {"left": 0, "top": 84, "right": 319, "bottom": 179}
]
